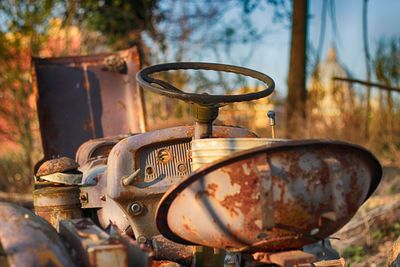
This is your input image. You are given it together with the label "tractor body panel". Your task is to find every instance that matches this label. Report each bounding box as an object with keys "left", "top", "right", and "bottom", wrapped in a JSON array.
[{"left": 32, "top": 47, "right": 146, "bottom": 164}]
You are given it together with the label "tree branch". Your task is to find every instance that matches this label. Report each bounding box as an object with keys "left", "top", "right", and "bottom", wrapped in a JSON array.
[{"left": 333, "top": 77, "right": 400, "bottom": 93}]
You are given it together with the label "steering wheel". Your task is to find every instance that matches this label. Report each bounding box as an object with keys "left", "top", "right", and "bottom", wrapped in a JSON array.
[{"left": 136, "top": 62, "right": 275, "bottom": 106}]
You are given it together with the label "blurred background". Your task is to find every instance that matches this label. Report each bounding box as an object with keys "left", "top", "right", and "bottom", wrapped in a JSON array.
[{"left": 0, "top": 0, "right": 399, "bottom": 265}]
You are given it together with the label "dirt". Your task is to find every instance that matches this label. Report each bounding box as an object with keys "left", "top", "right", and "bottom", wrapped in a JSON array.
[{"left": 332, "top": 165, "right": 400, "bottom": 266}]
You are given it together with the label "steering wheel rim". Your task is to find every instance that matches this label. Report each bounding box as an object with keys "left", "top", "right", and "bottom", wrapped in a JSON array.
[{"left": 136, "top": 62, "right": 275, "bottom": 106}]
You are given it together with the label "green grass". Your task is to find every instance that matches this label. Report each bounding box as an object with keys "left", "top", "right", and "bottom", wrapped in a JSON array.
[{"left": 343, "top": 245, "right": 366, "bottom": 263}]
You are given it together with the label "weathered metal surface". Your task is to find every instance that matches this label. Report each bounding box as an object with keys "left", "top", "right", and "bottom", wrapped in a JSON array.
[
  {"left": 79, "top": 157, "right": 108, "bottom": 186},
  {"left": 156, "top": 140, "right": 382, "bottom": 252},
  {"left": 137, "top": 141, "right": 192, "bottom": 185},
  {"left": 39, "top": 172, "right": 83, "bottom": 185},
  {"left": 33, "top": 186, "right": 82, "bottom": 230},
  {"left": 253, "top": 250, "right": 316, "bottom": 266},
  {"left": 302, "top": 240, "right": 340, "bottom": 261},
  {"left": 35, "top": 156, "right": 82, "bottom": 185},
  {"left": 32, "top": 47, "right": 146, "bottom": 164},
  {"left": 151, "top": 261, "right": 180, "bottom": 267},
  {"left": 253, "top": 252, "right": 345, "bottom": 267},
  {"left": 36, "top": 157, "right": 79, "bottom": 176},
  {"left": 191, "top": 138, "right": 286, "bottom": 170},
  {"left": 105, "top": 125, "right": 257, "bottom": 241},
  {"left": 103, "top": 55, "right": 127, "bottom": 73},
  {"left": 79, "top": 156, "right": 131, "bottom": 233},
  {"left": 76, "top": 135, "right": 133, "bottom": 166},
  {"left": 151, "top": 235, "right": 194, "bottom": 265},
  {"left": 59, "top": 218, "right": 152, "bottom": 267},
  {"left": 313, "top": 258, "right": 346, "bottom": 267},
  {"left": 0, "top": 202, "right": 75, "bottom": 267}
]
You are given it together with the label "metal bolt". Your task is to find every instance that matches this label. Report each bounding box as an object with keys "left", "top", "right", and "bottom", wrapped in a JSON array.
[
  {"left": 157, "top": 149, "right": 171, "bottom": 163},
  {"left": 145, "top": 166, "right": 154, "bottom": 175},
  {"left": 130, "top": 201, "right": 144, "bottom": 215},
  {"left": 79, "top": 193, "right": 88, "bottom": 204},
  {"left": 177, "top": 163, "right": 187, "bottom": 173}
]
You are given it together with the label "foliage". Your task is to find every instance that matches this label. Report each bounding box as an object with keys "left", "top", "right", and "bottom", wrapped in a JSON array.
[
  {"left": 74, "top": 0, "right": 159, "bottom": 50},
  {"left": 73, "top": 0, "right": 279, "bottom": 64},
  {"left": 0, "top": 153, "right": 31, "bottom": 193},
  {"left": 371, "top": 37, "right": 400, "bottom": 162},
  {"left": 375, "top": 37, "right": 400, "bottom": 86},
  {"left": 0, "top": 1, "right": 86, "bottom": 189},
  {"left": 343, "top": 245, "right": 366, "bottom": 263},
  {"left": 0, "top": 1, "right": 57, "bottom": 173},
  {"left": 371, "top": 228, "right": 384, "bottom": 241}
]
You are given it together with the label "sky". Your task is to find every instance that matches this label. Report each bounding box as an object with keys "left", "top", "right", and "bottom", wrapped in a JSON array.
[
  {"left": 219, "top": 0, "right": 400, "bottom": 96},
  {"left": 2, "top": 0, "right": 399, "bottom": 98}
]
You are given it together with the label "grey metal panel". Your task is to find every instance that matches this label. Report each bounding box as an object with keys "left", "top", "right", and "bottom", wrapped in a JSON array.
[{"left": 32, "top": 47, "right": 146, "bottom": 162}]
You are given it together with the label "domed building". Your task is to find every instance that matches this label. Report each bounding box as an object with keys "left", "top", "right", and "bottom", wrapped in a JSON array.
[{"left": 309, "top": 47, "right": 353, "bottom": 129}]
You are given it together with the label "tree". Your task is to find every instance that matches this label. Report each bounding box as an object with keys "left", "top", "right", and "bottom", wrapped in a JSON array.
[
  {"left": 0, "top": 1, "right": 56, "bottom": 174},
  {"left": 362, "top": 0, "right": 372, "bottom": 138},
  {"left": 374, "top": 37, "right": 400, "bottom": 139},
  {"left": 286, "top": 0, "right": 308, "bottom": 138},
  {"left": 0, "top": 1, "right": 84, "bottom": 180},
  {"left": 72, "top": 0, "right": 278, "bottom": 130},
  {"left": 74, "top": 0, "right": 265, "bottom": 65},
  {"left": 73, "top": 0, "right": 158, "bottom": 63}
]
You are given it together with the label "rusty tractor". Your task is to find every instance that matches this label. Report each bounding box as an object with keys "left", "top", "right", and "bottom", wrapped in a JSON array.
[{"left": 0, "top": 48, "right": 382, "bottom": 267}]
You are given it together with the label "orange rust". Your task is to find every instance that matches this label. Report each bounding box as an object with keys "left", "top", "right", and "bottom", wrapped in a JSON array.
[
  {"left": 254, "top": 250, "right": 316, "bottom": 265},
  {"left": 183, "top": 224, "right": 191, "bottom": 232},
  {"left": 219, "top": 158, "right": 261, "bottom": 220},
  {"left": 156, "top": 139, "right": 382, "bottom": 251},
  {"left": 207, "top": 183, "right": 218, "bottom": 196},
  {"left": 36, "top": 157, "right": 79, "bottom": 176},
  {"left": 152, "top": 260, "right": 180, "bottom": 267},
  {"left": 194, "top": 183, "right": 219, "bottom": 200}
]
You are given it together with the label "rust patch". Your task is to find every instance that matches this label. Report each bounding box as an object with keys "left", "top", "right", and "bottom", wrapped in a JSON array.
[
  {"left": 156, "top": 139, "right": 382, "bottom": 252},
  {"left": 183, "top": 224, "right": 191, "bottom": 232},
  {"left": 219, "top": 157, "right": 261, "bottom": 220},
  {"left": 36, "top": 157, "right": 79, "bottom": 176},
  {"left": 207, "top": 183, "right": 218, "bottom": 197}
]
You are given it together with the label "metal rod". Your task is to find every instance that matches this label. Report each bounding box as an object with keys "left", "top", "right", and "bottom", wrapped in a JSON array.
[
  {"left": 194, "top": 122, "right": 213, "bottom": 139},
  {"left": 271, "top": 126, "right": 276, "bottom": 139},
  {"left": 122, "top": 169, "right": 141, "bottom": 186},
  {"left": 267, "top": 110, "right": 276, "bottom": 139}
]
